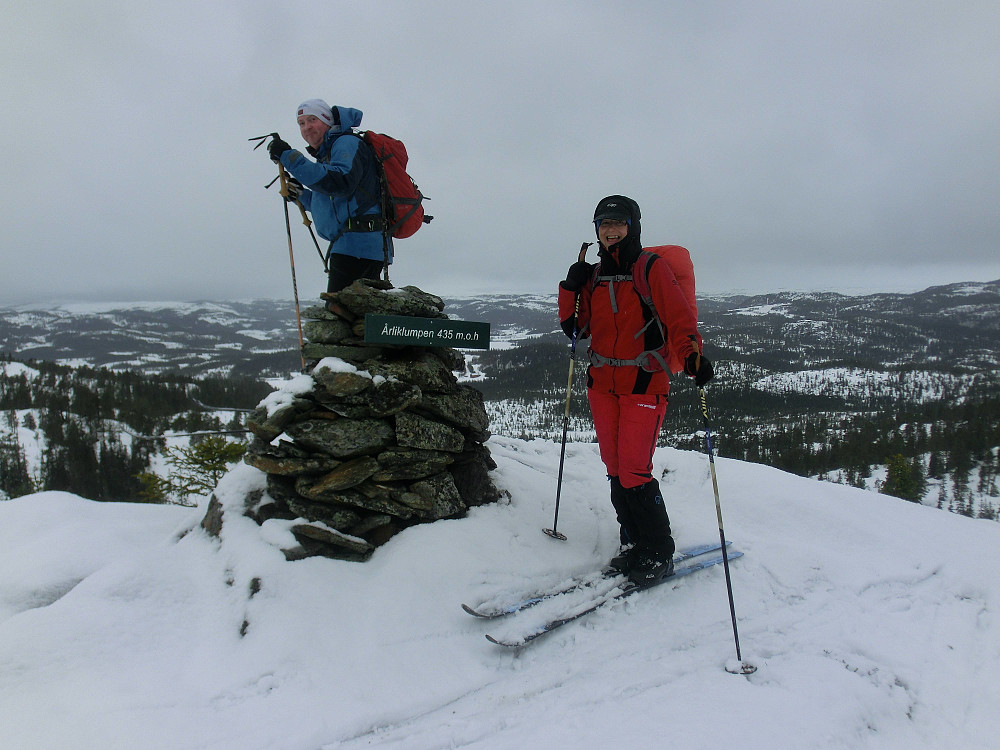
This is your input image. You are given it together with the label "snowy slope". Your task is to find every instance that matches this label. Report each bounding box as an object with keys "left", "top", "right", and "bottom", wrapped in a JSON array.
[{"left": 1, "top": 438, "right": 998, "bottom": 750}]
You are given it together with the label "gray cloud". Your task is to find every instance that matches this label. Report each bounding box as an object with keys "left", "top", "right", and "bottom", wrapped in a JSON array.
[{"left": 2, "top": 0, "right": 998, "bottom": 306}]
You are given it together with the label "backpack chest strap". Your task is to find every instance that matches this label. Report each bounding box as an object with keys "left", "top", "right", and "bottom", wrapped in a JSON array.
[
  {"left": 593, "top": 272, "right": 659, "bottom": 340},
  {"left": 593, "top": 273, "right": 632, "bottom": 313}
]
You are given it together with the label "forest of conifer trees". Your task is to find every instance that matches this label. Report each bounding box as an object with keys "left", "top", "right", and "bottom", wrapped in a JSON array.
[
  {"left": 3, "top": 281, "right": 998, "bottom": 521},
  {"left": 474, "top": 340, "right": 1000, "bottom": 520},
  {"left": 0, "top": 358, "right": 269, "bottom": 502}
]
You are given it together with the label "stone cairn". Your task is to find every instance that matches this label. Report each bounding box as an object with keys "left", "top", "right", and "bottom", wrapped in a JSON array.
[{"left": 220, "top": 279, "right": 500, "bottom": 562}]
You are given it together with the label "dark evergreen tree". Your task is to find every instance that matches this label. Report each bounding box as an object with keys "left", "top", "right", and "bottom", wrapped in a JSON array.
[
  {"left": 0, "top": 414, "right": 33, "bottom": 499},
  {"left": 927, "top": 451, "right": 944, "bottom": 480},
  {"left": 881, "top": 454, "right": 927, "bottom": 502}
]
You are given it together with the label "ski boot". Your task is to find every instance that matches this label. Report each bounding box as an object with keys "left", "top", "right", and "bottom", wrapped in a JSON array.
[
  {"left": 627, "top": 545, "right": 675, "bottom": 587},
  {"left": 606, "top": 543, "right": 634, "bottom": 576}
]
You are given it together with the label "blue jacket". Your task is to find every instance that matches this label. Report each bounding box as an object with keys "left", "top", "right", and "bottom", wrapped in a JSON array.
[{"left": 280, "top": 106, "right": 392, "bottom": 264}]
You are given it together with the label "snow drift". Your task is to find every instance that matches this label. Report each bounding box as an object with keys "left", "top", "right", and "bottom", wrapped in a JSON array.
[{"left": 1, "top": 436, "right": 998, "bottom": 749}]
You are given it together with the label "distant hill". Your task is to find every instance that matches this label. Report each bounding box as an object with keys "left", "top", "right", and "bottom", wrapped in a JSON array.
[
  {"left": 3, "top": 280, "right": 997, "bottom": 376},
  {"left": 2, "top": 280, "right": 998, "bottom": 516}
]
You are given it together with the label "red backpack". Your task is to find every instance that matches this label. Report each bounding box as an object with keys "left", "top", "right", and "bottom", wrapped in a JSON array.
[
  {"left": 357, "top": 131, "right": 432, "bottom": 239},
  {"left": 590, "top": 245, "right": 698, "bottom": 374}
]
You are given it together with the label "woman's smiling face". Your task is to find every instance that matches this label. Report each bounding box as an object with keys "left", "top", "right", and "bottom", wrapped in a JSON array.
[{"left": 598, "top": 219, "right": 628, "bottom": 249}]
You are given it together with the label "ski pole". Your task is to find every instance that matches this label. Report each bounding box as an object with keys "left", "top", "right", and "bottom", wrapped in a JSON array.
[
  {"left": 277, "top": 164, "right": 307, "bottom": 371},
  {"left": 285, "top": 181, "right": 328, "bottom": 272},
  {"left": 544, "top": 242, "right": 592, "bottom": 542},
  {"left": 266, "top": 172, "right": 328, "bottom": 272},
  {"left": 696, "top": 379, "right": 756, "bottom": 675},
  {"left": 254, "top": 133, "right": 327, "bottom": 272},
  {"left": 250, "top": 133, "right": 308, "bottom": 370}
]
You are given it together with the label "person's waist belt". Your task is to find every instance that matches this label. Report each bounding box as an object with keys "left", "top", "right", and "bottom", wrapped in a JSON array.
[{"left": 344, "top": 215, "right": 385, "bottom": 233}]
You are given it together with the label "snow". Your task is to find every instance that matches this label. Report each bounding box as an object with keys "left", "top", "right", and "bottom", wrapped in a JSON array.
[
  {"left": 730, "top": 302, "right": 793, "bottom": 317},
  {"left": 1, "top": 361, "right": 40, "bottom": 378},
  {"left": 11, "top": 301, "right": 239, "bottom": 315},
  {"left": 753, "top": 367, "right": 977, "bottom": 402},
  {"left": 256, "top": 372, "right": 315, "bottom": 417},
  {"left": 14, "top": 409, "right": 45, "bottom": 475},
  {"left": 489, "top": 325, "right": 551, "bottom": 349},
  {"left": 238, "top": 329, "right": 273, "bottom": 341},
  {"left": 313, "top": 356, "right": 370, "bottom": 376},
  {"left": 311, "top": 356, "right": 388, "bottom": 385},
  {"left": 1, "top": 438, "right": 998, "bottom": 750}
]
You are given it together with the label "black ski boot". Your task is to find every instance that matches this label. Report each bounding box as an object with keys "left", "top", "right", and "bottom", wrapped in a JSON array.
[
  {"left": 606, "top": 543, "right": 634, "bottom": 576},
  {"left": 607, "top": 477, "right": 640, "bottom": 574},
  {"left": 622, "top": 479, "right": 676, "bottom": 587},
  {"left": 628, "top": 545, "right": 675, "bottom": 587}
]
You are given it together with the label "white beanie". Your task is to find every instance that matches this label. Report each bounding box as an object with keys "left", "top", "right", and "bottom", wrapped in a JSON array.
[{"left": 296, "top": 99, "right": 334, "bottom": 126}]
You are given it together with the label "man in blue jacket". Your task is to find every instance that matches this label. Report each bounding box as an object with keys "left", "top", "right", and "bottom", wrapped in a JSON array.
[{"left": 268, "top": 99, "right": 391, "bottom": 293}]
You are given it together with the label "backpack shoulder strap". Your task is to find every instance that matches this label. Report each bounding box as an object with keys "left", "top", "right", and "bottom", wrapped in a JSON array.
[
  {"left": 628, "top": 250, "right": 668, "bottom": 364},
  {"left": 631, "top": 250, "right": 659, "bottom": 313}
]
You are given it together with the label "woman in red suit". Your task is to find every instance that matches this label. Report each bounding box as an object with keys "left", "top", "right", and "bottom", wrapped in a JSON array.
[{"left": 558, "top": 195, "right": 714, "bottom": 586}]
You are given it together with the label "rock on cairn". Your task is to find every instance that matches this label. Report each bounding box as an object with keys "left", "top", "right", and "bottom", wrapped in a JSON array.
[{"left": 230, "top": 280, "right": 499, "bottom": 562}]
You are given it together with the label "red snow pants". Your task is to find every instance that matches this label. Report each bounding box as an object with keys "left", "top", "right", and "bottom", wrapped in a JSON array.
[{"left": 587, "top": 390, "right": 668, "bottom": 488}]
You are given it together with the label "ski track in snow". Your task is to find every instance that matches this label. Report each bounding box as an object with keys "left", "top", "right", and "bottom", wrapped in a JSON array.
[{"left": 1, "top": 437, "right": 998, "bottom": 749}]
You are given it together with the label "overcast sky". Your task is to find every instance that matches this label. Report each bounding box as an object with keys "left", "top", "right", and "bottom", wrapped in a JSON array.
[{"left": 2, "top": 0, "right": 998, "bottom": 306}]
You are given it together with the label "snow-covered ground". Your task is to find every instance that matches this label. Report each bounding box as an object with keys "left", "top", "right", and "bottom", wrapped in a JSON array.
[{"left": 1, "top": 437, "right": 998, "bottom": 750}]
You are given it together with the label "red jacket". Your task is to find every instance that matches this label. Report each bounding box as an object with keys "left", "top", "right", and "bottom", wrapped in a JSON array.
[{"left": 558, "top": 248, "right": 701, "bottom": 395}]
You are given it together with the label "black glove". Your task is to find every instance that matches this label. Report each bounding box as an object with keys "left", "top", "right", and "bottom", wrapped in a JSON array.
[
  {"left": 684, "top": 352, "right": 715, "bottom": 387},
  {"left": 283, "top": 176, "right": 304, "bottom": 202},
  {"left": 562, "top": 261, "right": 593, "bottom": 292},
  {"left": 268, "top": 136, "right": 292, "bottom": 163}
]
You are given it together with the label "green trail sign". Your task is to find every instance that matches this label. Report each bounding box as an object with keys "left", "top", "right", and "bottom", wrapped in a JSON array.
[{"left": 364, "top": 314, "right": 491, "bottom": 350}]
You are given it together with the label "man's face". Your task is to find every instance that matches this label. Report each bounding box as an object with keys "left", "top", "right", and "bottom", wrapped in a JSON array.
[
  {"left": 598, "top": 219, "right": 629, "bottom": 249},
  {"left": 298, "top": 115, "right": 330, "bottom": 150}
]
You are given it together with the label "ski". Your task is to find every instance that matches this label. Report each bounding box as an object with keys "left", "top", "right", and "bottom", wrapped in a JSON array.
[
  {"left": 463, "top": 541, "right": 731, "bottom": 619},
  {"left": 484, "top": 550, "right": 743, "bottom": 647}
]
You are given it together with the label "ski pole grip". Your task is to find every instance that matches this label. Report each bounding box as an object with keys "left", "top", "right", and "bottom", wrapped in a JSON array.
[
  {"left": 567, "top": 243, "right": 592, "bottom": 339},
  {"left": 689, "top": 334, "right": 703, "bottom": 372},
  {"left": 277, "top": 165, "right": 312, "bottom": 228},
  {"left": 295, "top": 201, "right": 311, "bottom": 228},
  {"left": 277, "top": 164, "right": 289, "bottom": 198}
]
